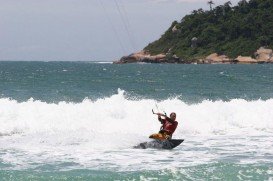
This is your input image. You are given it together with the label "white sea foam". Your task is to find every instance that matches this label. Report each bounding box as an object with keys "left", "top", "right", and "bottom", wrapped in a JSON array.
[
  {"left": 1, "top": 90, "right": 272, "bottom": 137},
  {"left": 1, "top": 90, "right": 273, "bottom": 170},
  {"left": 93, "top": 61, "right": 113, "bottom": 64}
]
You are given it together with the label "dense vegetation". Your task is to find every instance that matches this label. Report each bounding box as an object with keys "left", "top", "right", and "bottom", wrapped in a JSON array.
[{"left": 144, "top": 0, "right": 273, "bottom": 61}]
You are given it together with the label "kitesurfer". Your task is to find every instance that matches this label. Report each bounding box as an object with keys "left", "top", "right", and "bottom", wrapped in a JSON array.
[{"left": 149, "top": 112, "right": 178, "bottom": 140}]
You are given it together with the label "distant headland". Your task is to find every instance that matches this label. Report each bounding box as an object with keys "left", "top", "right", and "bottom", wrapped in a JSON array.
[{"left": 114, "top": 0, "right": 273, "bottom": 64}]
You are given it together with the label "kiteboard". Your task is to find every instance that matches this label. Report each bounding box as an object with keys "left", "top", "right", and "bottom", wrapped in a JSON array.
[{"left": 134, "top": 139, "right": 184, "bottom": 149}]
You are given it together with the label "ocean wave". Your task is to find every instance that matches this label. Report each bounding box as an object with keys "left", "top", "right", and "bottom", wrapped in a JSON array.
[
  {"left": 1, "top": 90, "right": 273, "bottom": 138},
  {"left": 91, "top": 61, "right": 113, "bottom": 64},
  {"left": 1, "top": 90, "right": 273, "bottom": 171}
]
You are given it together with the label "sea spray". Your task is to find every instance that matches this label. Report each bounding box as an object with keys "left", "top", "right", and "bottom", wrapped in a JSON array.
[{"left": 1, "top": 90, "right": 273, "bottom": 137}]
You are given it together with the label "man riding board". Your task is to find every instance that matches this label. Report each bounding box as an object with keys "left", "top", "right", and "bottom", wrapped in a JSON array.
[{"left": 149, "top": 112, "right": 178, "bottom": 140}]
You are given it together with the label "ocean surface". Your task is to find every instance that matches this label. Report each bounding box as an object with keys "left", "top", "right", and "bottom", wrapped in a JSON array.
[{"left": 0, "top": 61, "right": 273, "bottom": 180}]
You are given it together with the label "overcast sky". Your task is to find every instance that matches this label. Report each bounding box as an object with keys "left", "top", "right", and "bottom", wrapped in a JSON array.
[{"left": 0, "top": 0, "right": 240, "bottom": 61}]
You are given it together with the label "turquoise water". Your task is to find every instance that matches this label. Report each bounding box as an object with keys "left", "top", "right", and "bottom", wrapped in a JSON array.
[
  {"left": 1, "top": 163, "right": 272, "bottom": 180},
  {"left": 1, "top": 62, "right": 273, "bottom": 102},
  {"left": 0, "top": 62, "right": 273, "bottom": 180}
]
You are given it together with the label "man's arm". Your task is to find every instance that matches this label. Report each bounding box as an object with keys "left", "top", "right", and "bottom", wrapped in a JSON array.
[
  {"left": 156, "top": 113, "right": 166, "bottom": 124},
  {"left": 165, "top": 116, "right": 176, "bottom": 124},
  {"left": 158, "top": 115, "right": 164, "bottom": 124}
]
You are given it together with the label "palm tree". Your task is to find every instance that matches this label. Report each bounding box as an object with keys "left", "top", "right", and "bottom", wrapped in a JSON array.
[{"left": 208, "top": 0, "right": 214, "bottom": 11}]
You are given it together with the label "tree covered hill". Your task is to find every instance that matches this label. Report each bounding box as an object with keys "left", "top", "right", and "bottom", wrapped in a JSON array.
[{"left": 144, "top": 0, "right": 273, "bottom": 61}]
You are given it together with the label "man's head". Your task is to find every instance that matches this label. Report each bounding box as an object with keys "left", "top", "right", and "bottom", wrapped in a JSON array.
[{"left": 170, "top": 112, "right": 176, "bottom": 121}]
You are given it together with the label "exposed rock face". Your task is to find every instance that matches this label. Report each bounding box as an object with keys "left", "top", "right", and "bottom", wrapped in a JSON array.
[
  {"left": 172, "top": 25, "right": 178, "bottom": 33},
  {"left": 204, "top": 53, "right": 232, "bottom": 63},
  {"left": 113, "top": 50, "right": 181, "bottom": 64},
  {"left": 235, "top": 56, "right": 258, "bottom": 64},
  {"left": 113, "top": 47, "right": 273, "bottom": 64},
  {"left": 191, "top": 37, "right": 198, "bottom": 48},
  {"left": 255, "top": 47, "right": 273, "bottom": 62}
]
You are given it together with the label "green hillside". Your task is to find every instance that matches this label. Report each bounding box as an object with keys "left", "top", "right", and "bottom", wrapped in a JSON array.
[{"left": 144, "top": 0, "right": 273, "bottom": 61}]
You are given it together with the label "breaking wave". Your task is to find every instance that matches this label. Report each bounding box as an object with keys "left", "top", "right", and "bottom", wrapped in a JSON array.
[{"left": 1, "top": 90, "right": 273, "bottom": 139}]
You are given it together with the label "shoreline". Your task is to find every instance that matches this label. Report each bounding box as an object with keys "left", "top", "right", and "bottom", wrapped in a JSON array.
[{"left": 113, "top": 47, "right": 273, "bottom": 64}]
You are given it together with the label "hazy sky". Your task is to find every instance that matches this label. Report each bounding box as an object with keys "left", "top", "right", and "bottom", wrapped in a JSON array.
[{"left": 0, "top": 0, "right": 240, "bottom": 61}]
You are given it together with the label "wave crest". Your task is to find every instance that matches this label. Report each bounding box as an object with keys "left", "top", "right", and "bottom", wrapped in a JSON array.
[{"left": 1, "top": 91, "right": 273, "bottom": 138}]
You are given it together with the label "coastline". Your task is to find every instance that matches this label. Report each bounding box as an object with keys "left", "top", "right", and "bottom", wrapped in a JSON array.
[{"left": 113, "top": 47, "right": 273, "bottom": 64}]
